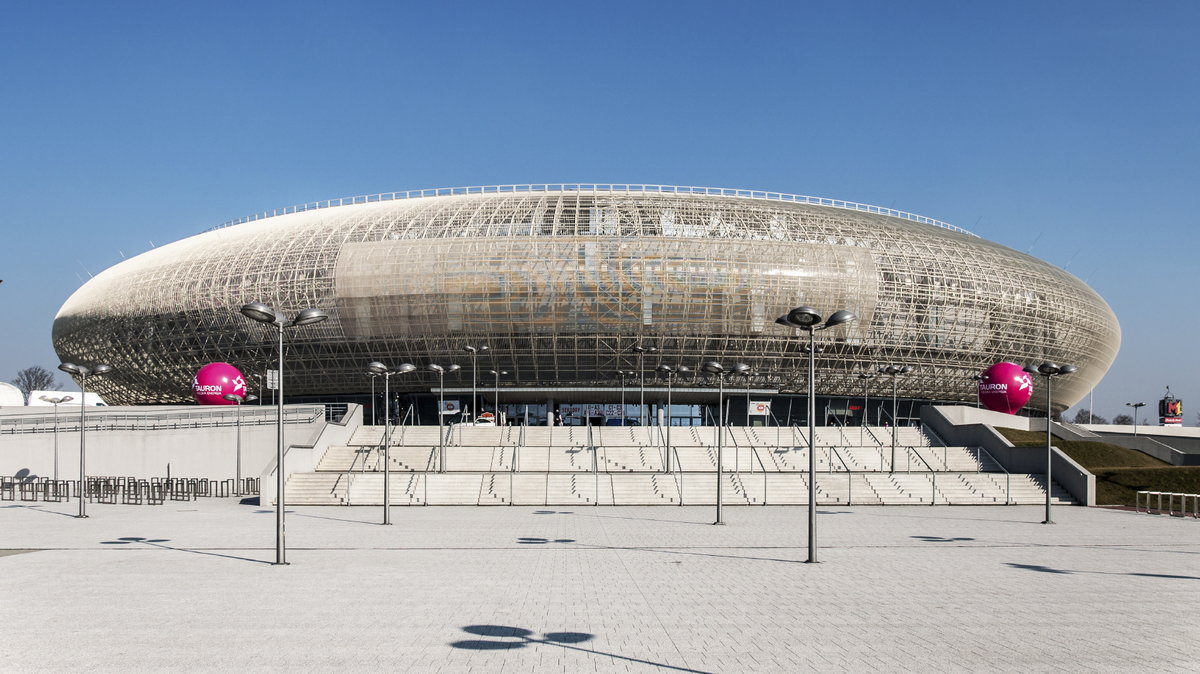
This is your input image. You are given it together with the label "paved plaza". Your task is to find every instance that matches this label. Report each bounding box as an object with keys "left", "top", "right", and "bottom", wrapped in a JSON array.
[{"left": 1, "top": 500, "right": 1197, "bottom": 672}]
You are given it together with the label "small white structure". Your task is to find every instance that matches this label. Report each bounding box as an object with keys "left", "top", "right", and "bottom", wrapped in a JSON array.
[
  {"left": 26, "top": 389, "right": 107, "bottom": 406},
  {"left": 0, "top": 382, "right": 24, "bottom": 407}
]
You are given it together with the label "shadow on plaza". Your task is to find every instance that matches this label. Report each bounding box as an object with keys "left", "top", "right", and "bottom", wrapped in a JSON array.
[
  {"left": 450, "top": 624, "right": 712, "bottom": 673},
  {"left": 1, "top": 504, "right": 77, "bottom": 518},
  {"left": 100, "top": 536, "right": 271, "bottom": 565},
  {"left": 1005, "top": 562, "right": 1200, "bottom": 581}
]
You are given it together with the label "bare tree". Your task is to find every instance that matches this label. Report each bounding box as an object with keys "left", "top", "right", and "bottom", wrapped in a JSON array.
[
  {"left": 1112, "top": 413, "right": 1133, "bottom": 426},
  {"left": 1071, "top": 409, "right": 1108, "bottom": 425},
  {"left": 12, "top": 366, "right": 61, "bottom": 396}
]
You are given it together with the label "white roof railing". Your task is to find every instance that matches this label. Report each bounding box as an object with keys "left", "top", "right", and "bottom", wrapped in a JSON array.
[{"left": 206, "top": 183, "right": 977, "bottom": 237}]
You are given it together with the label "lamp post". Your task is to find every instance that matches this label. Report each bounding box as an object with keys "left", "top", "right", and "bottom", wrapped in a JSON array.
[
  {"left": 856, "top": 374, "right": 873, "bottom": 447},
  {"left": 239, "top": 301, "right": 328, "bottom": 565},
  {"left": 56, "top": 363, "right": 113, "bottom": 518},
  {"left": 737, "top": 369, "right": 756, "bottom": 426},
  {"left": 367, "top": 362, "right": 417, "bottom": 524},
  {"left": 368, "top": 372, "right": 378, "bottom": 425},
  {"left": 39, "top": 395, "right": 74, "bottom": 481},
  {"left": 1125, "top": 402, "right": 1146, "bottom": 436},
  {"left": 775, "top": 306, "right": 857, "bottom": 564},
  {"left": 222, "top": 393, "right": 259, "bottom": 495},
  {"left": 616, "top": 370, "right": 630, "bottom": 426},
  {"left": 878, "top": 365, "right": 915, "bottom": 472},
  {"left": 428, "top": 363, "right": 461, "bottom": 472},
  {"left": 1024, "top": 362, "right": 1077, "bottom": 525},
  {"left": 702, "top": 361, "right": 749, "bottom": 525},
  {"left": 632, "top": 346, "right": 657, "bottom": 426},
  {"left": 489, "top": 370, "right": 508, "bottom": 423},
  {"left": 657, "top": 365, "right": 688, "bottom": 473},
  {"left": 463, "top": 345, "right": 490, "bottom": 422}
]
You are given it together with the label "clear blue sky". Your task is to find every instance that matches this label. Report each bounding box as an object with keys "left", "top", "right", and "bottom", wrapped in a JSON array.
[{"left": 2, "top": 0, "right": 1196, "bottom": 422}]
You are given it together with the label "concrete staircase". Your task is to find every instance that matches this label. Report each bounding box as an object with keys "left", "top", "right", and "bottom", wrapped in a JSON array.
[{"left": 285, "top": 424, "right": 1082, "bottom": 507}]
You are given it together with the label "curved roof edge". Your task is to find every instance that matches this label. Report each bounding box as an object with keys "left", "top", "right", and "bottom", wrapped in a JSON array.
[{"left": 204, "top": 183, "right": 979, "bottom": 238}]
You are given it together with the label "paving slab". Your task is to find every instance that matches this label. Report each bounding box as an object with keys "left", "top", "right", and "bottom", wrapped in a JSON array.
[{"left": 1, "top": 500, "right": 1198, "bottom": 672}]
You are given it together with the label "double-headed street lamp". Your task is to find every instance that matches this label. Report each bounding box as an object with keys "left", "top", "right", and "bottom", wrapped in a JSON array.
[
  {"left": 631, "top": 346, "right": 657, "bottom": 426},
  {"left": 656, "top": 365, "right": 689, "bottom": 473},
  {"left": 39, "top": 394, "right": 74, "bottom": 481},
  {"left": 616, "top": 370, "right": 632, "bottom": 426},
  {"left": 428, "top": 363, "right": 461, "bottom": 472},
  {"left": 56, "top": 363, "right": 112, "bottom": 518},
  {"left": 239, "top": 301, "right": 328, "bottom": 565},
  {"left": 775, "top": 306, "right": 856, "bottom": 564},
  {"left": 1125, "top": 401, "right": 1146, "bottom": 436},
  {"left": 489, "top": 370, "right": 508, "bottom": 422},
  {"left": 367, "top": 361, "right": 417, "bottom": 524},
  {"left": 463, "top": 345, "right": 490, "bottom": 422},
  {"left": 701, "top": 361, "right": 749, "bottom": 525},
  {"left": 1024, "top": 362, "right": 1077, "bottom": 525},
  {"left": 856, "top": 373, "right": 874, "bottom": 447},
  {"left": 222, "top": 393, "right": 259, "bottom": 495},
  {"left": 878, "top": 365, "right": 915, "bottom": 471}
]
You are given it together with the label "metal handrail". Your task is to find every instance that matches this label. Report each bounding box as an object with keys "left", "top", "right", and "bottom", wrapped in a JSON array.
[
  {"left": 832, "top": 447, "right": 853, "bottom": 504},
  {"left": 906, "top": 447, "right": 938, "bottom": 504},
  {"left": 975, "top": 445, "right": 1011, "bottom": 504},
  {"left": 204, "top": 183, "right": 977, "bottom": 237},
  {"left": 0, "top": 404, "right": 325, "bottom": 434}
]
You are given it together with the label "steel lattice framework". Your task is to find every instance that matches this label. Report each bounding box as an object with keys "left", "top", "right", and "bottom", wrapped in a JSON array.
[{"left": 52, "top": 185, "right": 1120, "bottom": 410}]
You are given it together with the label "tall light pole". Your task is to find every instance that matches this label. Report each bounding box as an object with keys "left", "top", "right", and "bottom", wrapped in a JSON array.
[
  {"left": 39, "top": 394, "right": 74, "bottom": 481},
  {"left": 776, "top": 306, "right": 857, "bottom": 564},
  {"left": 1025, "top": 362, "right": 1077, "bottom": 525},
  {"left": 367, "top": 362, "right": 417, "bottom": 524},
  {"left": 1126, "top": 402, "right": 1146, "bottom": 435},
  {"left": 240, "top": 301, "right": 328, "bottom": 565},
  {"left": 616, "top": 370, "right": 630, "bottom": 426},
  {"left": 428, "top": 363, "right": 461, "bottom": 472},
  {"left": 702, "top": 361, "right": 749, "bottom": 525},
  {"left": 657, "top": 365, "right": 688, "bottom": 473},
  {"left": 878, "top": 365, "right": 915, "bottom": 471},
  {"left": 970, "top": 374, "right": 984, "bottom": 408},
  {"left": 738, "top": 369, "right": 756, "bottom": 426},
  {"left": 489, "top": 370, "right": 508, "bottom": 422},
  {"left": 463, "top": 345, "right": 489, "bottom": 422},
  {"left": 57, "top": 363, "right": 113, "bottom": 518},
  {"left": 857, "top": 374, "right": 873, "bottom": 446},
  {"left": 632, "top": 346, "right": 657, "bottom": 426},
  {"left": 368, "top": 372, "right": 378, "bottom": 425},
  {"left": 223, "top": 393, "right": 259, "bottom": 495}
]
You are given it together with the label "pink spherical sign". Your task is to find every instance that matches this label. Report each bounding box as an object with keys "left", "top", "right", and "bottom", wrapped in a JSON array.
[
  {"left": 192, "top": 362, "right": 247, "bottom": 405},
  {"left": 977, "top": 362, "right": 1034, "bottom": 415}
]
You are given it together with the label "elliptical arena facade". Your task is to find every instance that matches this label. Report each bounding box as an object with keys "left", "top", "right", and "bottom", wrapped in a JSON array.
[{"left": 52, "top": 185, "right": 1120, "bottom": 421}]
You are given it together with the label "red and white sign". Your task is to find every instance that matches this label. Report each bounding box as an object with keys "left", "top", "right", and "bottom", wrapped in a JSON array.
[{"left": 749, "top": 400, "right": 772, "bottom": 416}]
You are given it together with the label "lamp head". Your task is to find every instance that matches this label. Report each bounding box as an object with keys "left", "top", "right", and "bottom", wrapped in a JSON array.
[
  {"left": 858, "top": 373, "right": 874, "bottom": 380},
  {"left": 463, "top": 345, "right": 476, "bottom": 353},
  {"left": 367, "top": 361, "right": 389, "bottom": 374},
  {"left": 657, "top": 365, "right": 674, "bottom": 374},
  {"left": 701, "top": 361, "right": 723, "bottom": 375},
  {"left": 397, "top": 363, "right": 417, "bottom": 374},
  {"left": 62, "top": 395, "right": 74, "bottom": 403},
  {"left": 58, "top": 362, "right": 84, "bottom": 376},
  {"left": 427, "top": 364, "right": 444, "bottom": 373},
  {"left": 1037, "top": 362, "right": 1060, "bottom": 376},
  {"left": 240, "top": 301, "right": 278, "bottom": 324},
  {"left": 223, "top": 393, "right": 244, "bottom": 403},
  {"left": 780, "top": 306, "right": 821, "bottom": 329},
  {"left": 823, "top": 310, "right": 857, "bottom": 328},
  {"left": 900, "top": 365, "right": 914, "bottom": 374},
  {"left": 733, "top": 363, "right": 751, "bottom": 375},
  {"left": 1058, "top": 364, "right": 1077, "bottom": 375},
  {"left": 447, "top": 364, "right": 461, "bottom": 373},
  {"left": 677, "top": 365, "right": 690, "bottom": 373},
  {"left": 290, "top": 308, "right": 328, "bottom": 327},
  {"left": 245, "top": 394, "right": 258, "bottom": 402}
]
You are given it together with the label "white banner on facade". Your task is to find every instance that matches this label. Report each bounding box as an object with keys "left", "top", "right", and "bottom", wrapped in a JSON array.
[
  {"left": 266, "top": 369, "right": 279, "bottom": 390},
  {"left": 749, "top": 400, "right": 772, "bottom": 416},
  {"left": 439, "top": 400, "right": 461, "bottom": 415}
]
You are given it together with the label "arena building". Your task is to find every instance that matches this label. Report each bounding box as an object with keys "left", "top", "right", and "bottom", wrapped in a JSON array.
[{"left": 52, "top": 184, "right": 1120, "bottom": 425}]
